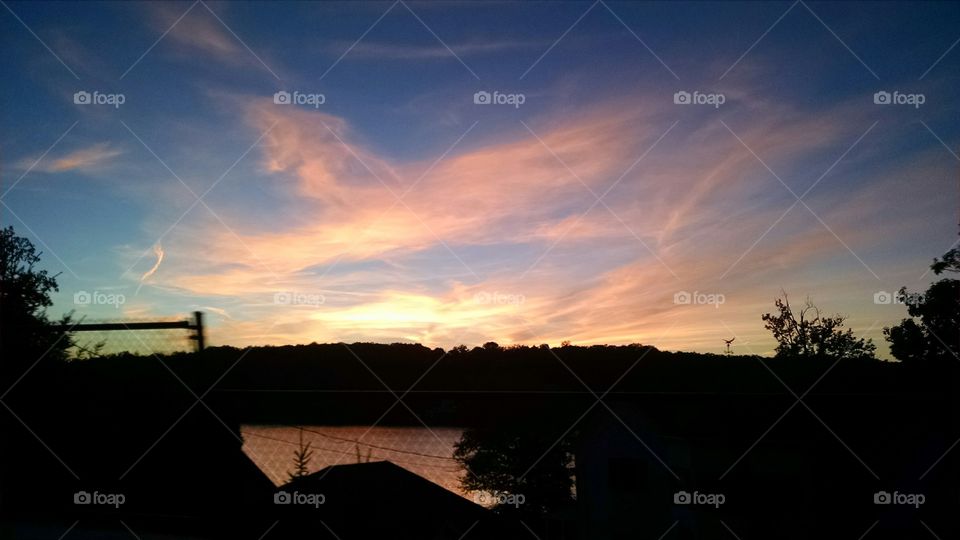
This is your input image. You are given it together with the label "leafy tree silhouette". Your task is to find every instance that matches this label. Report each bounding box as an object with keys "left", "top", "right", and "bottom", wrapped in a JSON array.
[
  {"left": 0, "top": 226, "right": 74, "bottom": 382},
  {"left": 930, "top": 246, "right": 960, "bottom": 276},
  {"left": 762, "top": 292, "right": 876, "bottom": 359},
  {"left": 884, "top": 248, "right": 959, "bottom": 366},
  {"left": 454, "top": 419, "right": 575, "bottom": 516}
]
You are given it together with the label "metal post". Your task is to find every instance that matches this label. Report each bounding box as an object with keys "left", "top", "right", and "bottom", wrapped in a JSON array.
[{"left": 193, "top": 311, "right": 205, "bottom": 352}]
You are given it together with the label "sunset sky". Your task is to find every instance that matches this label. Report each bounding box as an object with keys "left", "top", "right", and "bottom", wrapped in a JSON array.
[{"left": 2, "top": 1, "right": 958, "bottom": 356}]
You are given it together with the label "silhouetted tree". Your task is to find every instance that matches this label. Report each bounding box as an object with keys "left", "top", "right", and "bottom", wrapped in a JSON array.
[
  {"left": 0, "top": 226, "right": 73, "bottom": 380},
  {"left": 454, "top": 422, "right": 575, "bottom": 516},
  {"left": 884, "top": 250, "right": 959, "bottom": 365},
  {"left": 930, "top": 246, "right": 960, "bottom": 275},
  {"left": 762, "top": 293, "right": 876, "bottom": 359},
  {"left": 288, "top": 428, "right": 314, "bottom": 481}
]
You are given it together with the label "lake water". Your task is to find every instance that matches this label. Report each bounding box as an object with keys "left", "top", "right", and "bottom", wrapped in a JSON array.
[{"left": 241, "top": 425, "right": 467, "bottom": 497}]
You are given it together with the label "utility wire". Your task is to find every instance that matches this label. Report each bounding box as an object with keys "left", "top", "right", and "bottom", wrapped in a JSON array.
[
  {"left": 243, "top": 428, "right": 459, "bottom": 465},
  {"left": 243, "top": 431, "right": 460, "bottom": 472},
  {"left": 292, "top": 426, "right": 458, "bottom": 461}
]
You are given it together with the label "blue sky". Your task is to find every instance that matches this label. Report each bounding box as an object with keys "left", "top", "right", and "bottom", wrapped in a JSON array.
[{"left": 1, "top": 1, "right": 958, "bottom": 356}]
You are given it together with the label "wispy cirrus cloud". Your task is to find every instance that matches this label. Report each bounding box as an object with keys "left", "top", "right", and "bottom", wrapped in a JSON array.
[
  {"left": 18, "top": 143, "right": 122, "bottom": 173},
  {"left": 143, "top": 2, "right": 253, "bottom": 67},
  {"left": 127, "top": 77, "right": 936, "bottom": 354},
  {"left": 336, "top": 39, "right": 547, "bottom": 60}
]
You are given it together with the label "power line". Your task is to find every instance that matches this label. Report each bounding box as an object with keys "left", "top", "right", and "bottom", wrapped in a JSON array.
[
  {"left": 243, "top": 428, "right": 459, "bottom": 464},
  {"left": 243, "top": 431, "right": 461, "bottom": 473},
  {"left": 294, "top": 426, "right": 458, "bottom": 461}
]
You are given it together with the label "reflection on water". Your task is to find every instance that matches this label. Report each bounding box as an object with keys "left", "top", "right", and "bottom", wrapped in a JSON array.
[{"left": 242, "top": 425, "right": 466, "bottom": 497}]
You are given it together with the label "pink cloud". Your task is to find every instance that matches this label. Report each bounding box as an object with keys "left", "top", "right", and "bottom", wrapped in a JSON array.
[
  {"left": 19, "top": 143, "right": 122, "bottom": 173},
  {"left": 139, "top": 90, "right": 923, "bottom": 354}
]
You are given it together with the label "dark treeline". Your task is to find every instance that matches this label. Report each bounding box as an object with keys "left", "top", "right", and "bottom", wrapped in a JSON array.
[{"left": 52, "top": 341, "right": 947, "bottom": 426}]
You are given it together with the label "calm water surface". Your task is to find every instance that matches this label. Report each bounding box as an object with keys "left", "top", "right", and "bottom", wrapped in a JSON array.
[{"left": 241, "top": 425, "right": 467, "bottom": 497}]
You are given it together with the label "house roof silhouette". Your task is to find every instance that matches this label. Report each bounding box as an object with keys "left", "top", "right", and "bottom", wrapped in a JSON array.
[
  {"left": 275, "top": 460, "right": 494, "bottom": 538},
  {"left": 282, "top": 460, "right": 483, "bottom": 515}
]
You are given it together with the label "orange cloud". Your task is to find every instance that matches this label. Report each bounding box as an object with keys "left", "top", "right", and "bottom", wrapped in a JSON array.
[
  {"left": 21, "top": 143, "right": 122, "bottom": 173},
  {"left": 142, "top": 90, "right": 918, "bottom": 354}
]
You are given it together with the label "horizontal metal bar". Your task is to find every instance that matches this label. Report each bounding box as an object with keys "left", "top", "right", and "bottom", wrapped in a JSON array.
[{"left": 54, "top": 321, "right": 194, "bottom": 332}]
